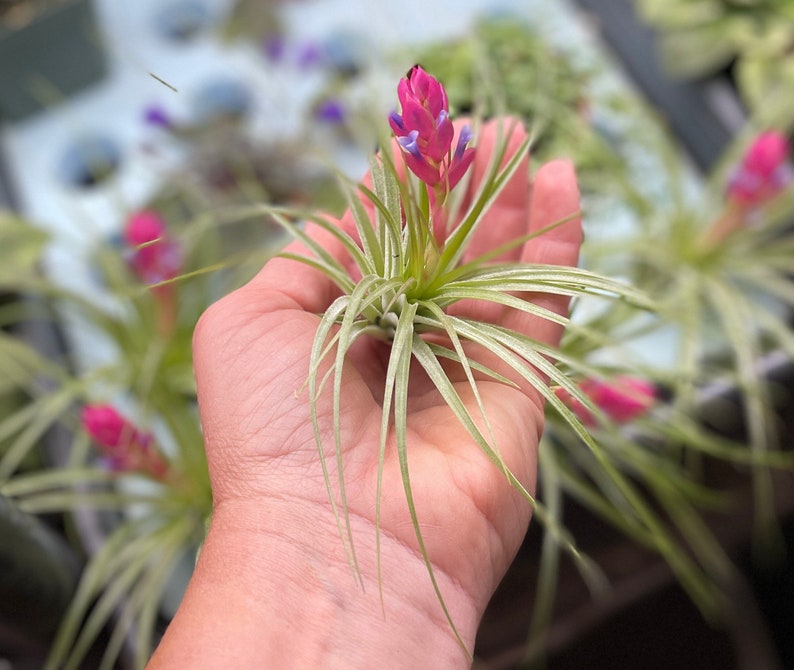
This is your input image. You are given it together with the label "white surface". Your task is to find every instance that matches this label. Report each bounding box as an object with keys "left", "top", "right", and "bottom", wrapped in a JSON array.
[
  {"left": 2, "top": 0, "right": 613, "bottom": 240},
  {"left": 1, "top": 0, "right": 686, "bottom": 370}
]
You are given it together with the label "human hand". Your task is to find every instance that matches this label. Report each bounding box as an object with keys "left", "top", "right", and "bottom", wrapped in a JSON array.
[{"left": 149, "top": 119, "right": 582, "bottom": 669}]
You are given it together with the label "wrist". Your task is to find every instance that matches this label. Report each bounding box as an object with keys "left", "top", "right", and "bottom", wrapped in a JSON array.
[{"left": 149, "top": 496, "right": 479, "bottom": 669}]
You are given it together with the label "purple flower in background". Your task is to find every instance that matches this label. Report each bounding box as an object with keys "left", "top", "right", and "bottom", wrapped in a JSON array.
[
  {"left": 262, "top": 35, "right": 324, "bottom": 70},
  {"left": 262, "top": 34, "right": 286, "bottom": 62},
  {"left": 315, "top": 98, "right": 346, "bottom": 124},
  {"left": 143, "top": 104, "right": 174, "bottom": 130},
  {"left": 296, "top": 41, "right": 323, "bottom": 69}
]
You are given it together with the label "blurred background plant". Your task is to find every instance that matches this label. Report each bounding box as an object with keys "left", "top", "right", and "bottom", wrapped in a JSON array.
[
  {"left": 0, "top": 203, "right": 224, "bottom": 669},
  {"left": 636, "top": 0, "right": 794, "bottom": 130},
  {"left": 518, "top": 124, "right": 794, "bottom": 667},
  {"left": 0, "top": 106, "right": 329, "bottom": 668}
]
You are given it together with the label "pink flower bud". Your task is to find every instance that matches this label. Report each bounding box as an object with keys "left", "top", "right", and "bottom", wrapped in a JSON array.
[
  {"left": 124, "top": 210, "right": 182, "bottom": 285},
  {"left": 727, "top": 131, "right": 792, "bottom": 207},
  {"left": 83, "top": 404, "right": 137, "bottom": 447},
  {"left": 555, "top": 376, "right": 656, "bottom": 426},
  {"left": 389, "top": 66, "right": 475, "bottom": 190},
  {"left": 81, "top": 404, "right": 169, "bottom": 479}
]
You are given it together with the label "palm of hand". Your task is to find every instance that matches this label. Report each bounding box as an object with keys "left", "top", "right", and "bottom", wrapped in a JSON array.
[{"left": 192, "top": 125, "right": 581, "bottom": 614}]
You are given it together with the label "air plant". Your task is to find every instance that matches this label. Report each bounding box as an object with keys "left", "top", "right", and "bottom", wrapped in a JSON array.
[
  {"left": 533, "top": 127, "right": 794, "bottom": 647},
  {"left": 0, "top": 206, "right": 222, "bottom": 670},
  {"left": 256, "top": 67, "right": 794, "bottom": 664},
  {"left": 662, "top": 129, "right": 794, "bottom": 531},
  {"left": 246, "top": 65, "right": 653, "bottom": 654},
  {"left": 523, "top": 125, "right": 794, "bottom": 658}
]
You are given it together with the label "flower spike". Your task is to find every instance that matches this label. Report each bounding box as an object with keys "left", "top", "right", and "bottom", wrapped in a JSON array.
[{"left": 389, "top": 65, "right": 475, "bottom": 191}]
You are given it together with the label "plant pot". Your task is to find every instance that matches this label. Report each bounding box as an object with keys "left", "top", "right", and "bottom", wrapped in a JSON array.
[{"left": 0, "top": 0, "right": 108, "bottom": 122}]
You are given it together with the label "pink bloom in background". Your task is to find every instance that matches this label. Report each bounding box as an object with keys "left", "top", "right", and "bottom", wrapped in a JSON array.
[
  {"left": 389, "top": 65, "right": 475, "bottom": 191},
  {"left": 124, "top": 210, "right": 182, "bottom": 286},
  {"left": 555, "top": 376, "right": 656, "bottom": 427},
  {"left": 727, "top": 130, "right": 792, "bottom": 207},
  {"left": 82, "top": 404, "right": 169, "bottom": 479}
]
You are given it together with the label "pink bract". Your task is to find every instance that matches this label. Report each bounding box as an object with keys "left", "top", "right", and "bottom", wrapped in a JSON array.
[
  {"left": 556, "top": 376, "right": 656, "bottom": 427},
  {"left": 124, "top": 210, "right": 182, "bottom": 285},
  {"left": 727, "top": 130, "right": 792, "bottom": 207},
  {"left": 389, "top": 66, "right": 475, "bottom": 191},
  {"left": 81, "top": 404, "right": 168, "bottom": 478}
]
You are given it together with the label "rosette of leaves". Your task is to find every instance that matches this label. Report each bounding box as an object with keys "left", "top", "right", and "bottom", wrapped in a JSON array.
[
  {"left": 537, "top": 128, "right": 794, "bottom": 638},
  {"left": 637, "top": 133, "right": 794, "bottom": 527},
  {"left": 227, "top": 67, "right": 657, "bottom": 654},
  {"left": 606, "top": 129, "right": 794, "bottom": 458},
  {"left": 637, "top": 0, "right": 794, "bottom": 128}
]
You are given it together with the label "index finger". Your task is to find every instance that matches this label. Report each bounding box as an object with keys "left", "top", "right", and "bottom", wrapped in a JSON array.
[{"left": 461, "top": 117, "right": 531, "bottom": 264}]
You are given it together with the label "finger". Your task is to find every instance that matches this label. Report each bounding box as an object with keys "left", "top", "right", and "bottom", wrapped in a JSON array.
[
  {"left": 523, "top": 159, "right": 582, "bottom": 266},
  {"left": 462, "top": 117, "right": 531, "bottom": 263},
  {"left": 508, "top": 159, "right": 582, "bottom": 348}
]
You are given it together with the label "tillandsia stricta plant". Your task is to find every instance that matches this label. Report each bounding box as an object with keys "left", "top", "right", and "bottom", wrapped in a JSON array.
[
  {"left": 562, "top": 126, "right": 794, "bottom": 584},
  {"left": 244, "top": 65, "right": 654, "bottom": 653},
  {"left": 516, "top": 130, "right": 794, "bottom": 664},
  {"left": 0, "top": 206, "right": 226, "bottom": 670}
]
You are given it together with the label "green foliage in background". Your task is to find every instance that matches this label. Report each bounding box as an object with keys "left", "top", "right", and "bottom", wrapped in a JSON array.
[
  {"left": 410, "top": 17, "right": 643, "bottom": 197},
  {"left": 638, "top": 0, "right": 794, "bottom": 128}
]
